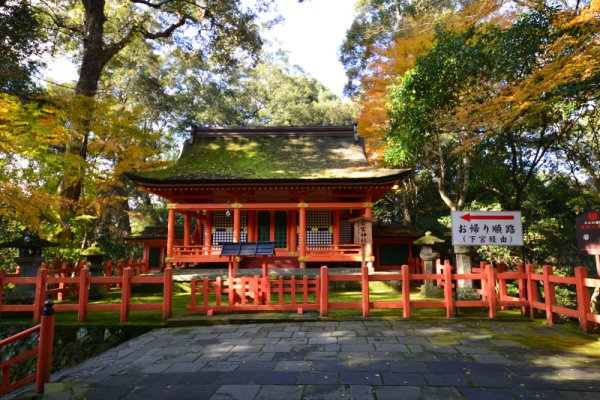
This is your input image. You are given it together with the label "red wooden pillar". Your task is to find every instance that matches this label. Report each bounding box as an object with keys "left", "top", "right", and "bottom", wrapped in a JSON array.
[
  {"left": 269, "top": 211, "right": 275, "bottom": 242},
  {"left": 402, "top": 264, "right": 411, "bottom": 318},
  {"left": 166, "top": 206, "right": 176, "bottom": 263},
  {"left": 183, "top": 213, "right": 191, "bottom": 247},
  {"left": 364, "top": 198, "right": 373, "bottom": 268},
  {"left": 35, "top": 300, "right": 55, "bottom": 394},
  {"left": 233, "top": 208, "right": 241, "bottom": 243},
  {"left": 332, "top": 210, "right": 340, "bottom": 249},
  {"left": 205, "top": 211, "right": 213, "bottom": 255},
  {"left": 289, "top": 210, "right": 297, "bottom": 254},
  {"left": 542, "top": 265, "right": 557, "bottom": 325},
  {"left": 299, "top": 204, "right": 307, "bottom": 269},
  {"left": 361, "top": 265, "right": 370, "bottom": 317},
  {"left": 320, "top": 266, "right": 329, "bottom": 316},
  {"left": 247, "top": 211, "right": 256, "bottom": 242},
  {"left": 574, "top": 266, "right": 592, "bottom": 332}
]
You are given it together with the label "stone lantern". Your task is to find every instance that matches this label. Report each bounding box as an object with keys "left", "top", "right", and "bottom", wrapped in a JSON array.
[
  {"left": 0, "top": 230, "right": 58, "bottom": 303},
  {"left": 80, "top": 242, "right": 105, "bottom": 300},
  {"left": 414, "top": 231, "right": 444, "bottom": 298}
]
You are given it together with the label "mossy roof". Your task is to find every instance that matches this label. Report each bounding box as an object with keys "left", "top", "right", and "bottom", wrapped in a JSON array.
[{"left": 128, "top": 126, "right": 410, "bottom": 185}]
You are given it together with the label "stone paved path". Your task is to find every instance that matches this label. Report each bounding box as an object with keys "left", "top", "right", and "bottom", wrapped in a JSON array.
[{"left": 34, "top": 320, "right": 600, "bottom": 399}]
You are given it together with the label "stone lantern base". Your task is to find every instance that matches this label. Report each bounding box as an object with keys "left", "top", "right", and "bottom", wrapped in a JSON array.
[
  {"left": 456, "top": 287, "right": 481, "bottom": 301},
  {"left": 420, "top": 284, "right": 444, "bottom": 298}
]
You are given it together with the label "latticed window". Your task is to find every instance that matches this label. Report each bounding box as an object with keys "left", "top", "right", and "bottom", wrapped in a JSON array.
[
  {"left": 305, "top": 210, "right": 332, "bottom": 246},
  {"left": 212, "top": 211, "right": 247, "bottom": 244}
]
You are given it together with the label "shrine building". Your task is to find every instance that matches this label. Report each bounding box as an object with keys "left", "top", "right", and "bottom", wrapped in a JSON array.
[{"left": 126, "top": 125, "right": 412, "bottom": 270}]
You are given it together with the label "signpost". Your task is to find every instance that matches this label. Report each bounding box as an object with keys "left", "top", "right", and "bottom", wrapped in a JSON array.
[
  {"left": 576, "top": 211, "right": 600, "bottom": 276},
  {"left": 451, "top": 211, "right": 523, "bottom": 246}
]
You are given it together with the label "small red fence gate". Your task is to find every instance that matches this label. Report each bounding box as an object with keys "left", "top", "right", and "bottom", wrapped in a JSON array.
[{"left": 188, "top": 275, "right": 320, "bottom": 314}]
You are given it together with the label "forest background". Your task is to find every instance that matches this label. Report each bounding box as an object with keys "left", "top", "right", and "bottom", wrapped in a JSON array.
[{"left": 0, "top": 0, "right": 598, "bottom": 271}]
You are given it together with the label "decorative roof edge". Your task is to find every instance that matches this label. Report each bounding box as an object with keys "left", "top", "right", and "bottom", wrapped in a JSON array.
[
  {"left": 125, "top": 170, "right": 411, "bottom": 186},
  {"left": 191, "top": 125, "right": 355, "bottom": 138}
]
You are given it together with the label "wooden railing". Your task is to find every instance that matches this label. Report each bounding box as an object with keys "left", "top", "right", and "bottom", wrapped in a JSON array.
[
  {"left": 306, "top": 244, "right": 362, "bottom": 255},
  {"left": 173, "top": 245, "right": 223, "bottom": 258},
  {"left": 188, "top": 262, "right": 600, "bottom": 333},
  {"left": 0, "top": 263, "right": 172, "bottom": 323},
  {"left": 187, "top": 274, "right": 320, "bottom": 314},
  {"left": 0, "top": 300, "right": 55, "bottom": 395}
]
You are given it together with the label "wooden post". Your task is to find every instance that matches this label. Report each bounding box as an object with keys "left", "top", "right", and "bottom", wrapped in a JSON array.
[
  {"left": 486, "top": 264, "right": 497, "bottom": 319},
  {"left": 289, "top": 210, "right": 297, "bottom": 254},
  {"left": 299, "top": 205, "right": 307, "bottom": 268},
  {"left": 35, "top": 300, "right": 55, "bottom": 394},
  {"left": 361, "top": 265, "right": 370, "bottom": 317},
  {"left": 77, "top": 267, "right": 89, "bottom": 322},
  {"left": 364, "top": 202, "right": 373, "bottom": 268},
  {"left": 33, "top": 266, "right": 48, "bottom": 323},
  {"left": 402, "top": 264, "right": 411, "bottom": 318},
  {"left": 120, "top": 267, "right": 132, "bottom": 323},
  {"left": 497, "top": 263, "right": 507, "bottom": 310},
  {"left": 574, "top": 267, "right": 592, "bottom": 333},
  {"left": 320, "top": 266, "right": 328, "bottom": 316},
  {"left": 332, "top": 210, "right": 340, "bottom": 250},
  {"left": 444, "top": 263, "right": 454, "bottom": 318},
  {"left": 247, "top": 211, "right": 256, "bottom": 242},
  {"left": 163, "top": 265, "right": 173, "bottom": 320},
  {"left": 190, "top": 277, "right": 197, "bottom": 308},
  {"left": 167, "top": 207, "right": 176, "bottom": 261},
  {"left": 262, "top": 255, "right": 268, "bottom": 279},
  {"left": 205, "top": 211, "right": 213, "bottom": 255},
  {"left": 233, "top": 207, "right": 241, "bottom": 243},
  {"left": 184, "top": 213, "right": 191, "bottom": 247},
  {"left": 526, "top": 264, "right": 538, "bottom": 319},
  {"left": 517, "top": 264, "right": 527, "bottom": 315},
  {"left": 542, "top": 265, "right": 556, "bottom": 325}
]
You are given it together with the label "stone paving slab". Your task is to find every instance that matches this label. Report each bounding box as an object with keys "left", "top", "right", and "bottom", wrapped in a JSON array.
[{"left": 10, "top": 320, "right": 600, "bottom": 399}]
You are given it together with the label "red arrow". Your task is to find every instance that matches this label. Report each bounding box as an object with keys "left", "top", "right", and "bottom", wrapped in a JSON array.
[{"left": 460, "top": 213, "right": 515, "bottom": 222}]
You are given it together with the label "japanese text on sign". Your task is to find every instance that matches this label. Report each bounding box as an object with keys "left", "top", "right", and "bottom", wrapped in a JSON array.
[{"left": 451, "top": 211, "right": 523, "bottom": 246}]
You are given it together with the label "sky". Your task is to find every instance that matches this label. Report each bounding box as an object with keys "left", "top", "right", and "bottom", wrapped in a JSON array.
[
  {"left": 45, "top": 0, "right": 357, "bottom": 98},
  {"left": 264, "top": 0, "right": 357, "bottom": 97}
]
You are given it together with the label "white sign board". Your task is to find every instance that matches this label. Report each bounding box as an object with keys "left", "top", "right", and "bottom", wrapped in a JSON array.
[{"left": 451, "top": 211, "right": 523, "bottom": 246}]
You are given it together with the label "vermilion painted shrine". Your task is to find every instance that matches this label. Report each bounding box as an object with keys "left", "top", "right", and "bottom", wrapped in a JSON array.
[{"left": 126, "top": 125, "right": 415, "bottom": 270}]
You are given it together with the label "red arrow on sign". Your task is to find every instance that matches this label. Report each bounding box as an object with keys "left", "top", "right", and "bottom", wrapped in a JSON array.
[{"left": 460, "top": 213, "right": 515, "bottom": 222}]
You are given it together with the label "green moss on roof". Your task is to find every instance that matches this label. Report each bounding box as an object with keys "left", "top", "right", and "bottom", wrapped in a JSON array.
[{"left": 133, "top": 133, "right": 405, "bottom": 182}]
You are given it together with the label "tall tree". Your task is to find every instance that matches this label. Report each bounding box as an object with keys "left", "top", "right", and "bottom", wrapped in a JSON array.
[
  {"left": 34, "top": 0, "right": 271, "bottom": 214},
  {"left": 0, "top": 0, "right": 45, "bottom": 97}
]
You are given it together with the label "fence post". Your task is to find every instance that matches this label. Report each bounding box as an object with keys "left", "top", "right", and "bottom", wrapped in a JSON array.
[
  {"left": 361, "top": 265, "right": 370, "bottom": 317},
  {"left": 526, "top": 264, "right": 538, "bottom": 319},
  {"left": 163, "top": 266, "right": 173, "bottom": 320},
  {"left": 444, "top": 263, "right": 454, "bottom": 318},
  {"left": 479, "top": 261, "right": 488, "bottom": 301},
  {"left": 77, "top": 267, "right": 90, "bottom": 322},
  {"left": 33, "top": 265, "right": 48, "bottom": 323},
  {"left": 402, "top": 264, "right": 411, "bottom": 318},
  {"left": 35, "top": 299, "right": 55, "bottom": 394},
  {"left": 320, "top": 266, "right": 328, "bottom": 317},
  {"left": 486, "top": 264, "right": 497, "bottom": 318},
  {"left": 120, "top": 267, "right": 132, "bottom": 323},
  {"left": 517, "top": 264, "right": 527, "bottom": 315},
  {"left": 542, "top": 265, "right": 556, "bottom": 325},
  {"left": 574, "top": 267, "right": 592, "bottom": 333},
  {"left": 497, "top": 263, "right": 507, "bottom": 310}
]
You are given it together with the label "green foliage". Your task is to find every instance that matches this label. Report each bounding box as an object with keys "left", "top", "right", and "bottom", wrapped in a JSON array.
[{"left": 0, "top": 1, "right": 45, "bottom": 97}]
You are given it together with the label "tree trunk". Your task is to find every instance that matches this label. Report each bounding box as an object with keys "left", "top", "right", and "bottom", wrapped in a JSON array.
[{"left": 60, "top": 0, "right": 108, "bottom": 213}]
